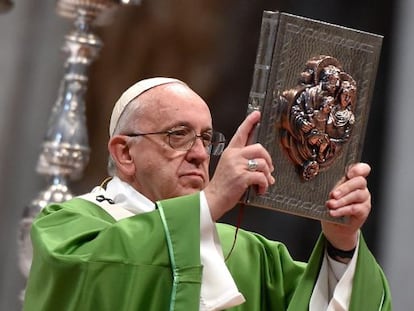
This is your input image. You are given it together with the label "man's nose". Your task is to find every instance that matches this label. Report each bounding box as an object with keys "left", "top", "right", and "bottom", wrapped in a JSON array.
[{"left": 188, "top": 136, "right": 210, "bottom": 159}]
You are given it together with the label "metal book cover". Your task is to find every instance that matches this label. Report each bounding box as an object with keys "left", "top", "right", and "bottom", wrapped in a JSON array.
[{"left": 244, "top": 11, "right": 383, "bottom": 223}]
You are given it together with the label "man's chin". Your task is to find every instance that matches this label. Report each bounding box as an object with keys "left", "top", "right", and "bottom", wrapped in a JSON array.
[
  {"left": 180, "top": 176, "right": 205, "bottom": 188},
  {"left": 177, "top": 183, "right": 204, "bottom": 196}
]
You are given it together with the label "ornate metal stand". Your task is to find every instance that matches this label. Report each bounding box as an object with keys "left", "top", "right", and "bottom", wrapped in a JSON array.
[{"left": 18, "top": 0, "right": 141, "bottom": 302}]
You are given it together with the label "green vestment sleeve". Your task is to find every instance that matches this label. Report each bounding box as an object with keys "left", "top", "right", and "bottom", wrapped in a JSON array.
[
  {"left": 218, "top": 224, "right": 392, "bottom": 310},
  {"left": 23, "top": 194, "right": 203, "bottom": 311}
]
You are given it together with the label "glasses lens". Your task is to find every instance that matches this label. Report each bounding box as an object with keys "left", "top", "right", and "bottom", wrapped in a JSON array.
[
  {"left": 168, "top": 126, "right": 225, "bottom": 155},
  {"left": 168, "top": 127, "right": 194, "bottom": 150},
  {"left": 210, "top": 132, "right": 226, "bottom": 156}
]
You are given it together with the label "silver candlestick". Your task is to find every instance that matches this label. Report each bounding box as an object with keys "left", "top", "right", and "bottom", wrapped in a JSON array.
[{"left": 18, "top": 0, "right": 141, "bottom": 301}]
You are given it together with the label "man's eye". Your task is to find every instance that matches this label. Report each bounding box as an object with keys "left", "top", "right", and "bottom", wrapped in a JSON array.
[
  {"left": 170, "top": 129, "right": 190, "bottom": 137},
  {"left": 202, "top": 132, "right": 213, "bottom": 142}
]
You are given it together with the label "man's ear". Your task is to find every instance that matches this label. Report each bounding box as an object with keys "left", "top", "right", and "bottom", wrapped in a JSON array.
[{"left": 108, "top": 136, "right": 136, "bottom": 176}]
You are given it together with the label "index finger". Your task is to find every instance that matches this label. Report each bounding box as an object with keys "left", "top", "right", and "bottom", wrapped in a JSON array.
[
  {"left": 329, "top": 163, "right": 371, "bottom": 200},
  {"left": 227, "top": 111, "right": 261, "bottom": 148}
]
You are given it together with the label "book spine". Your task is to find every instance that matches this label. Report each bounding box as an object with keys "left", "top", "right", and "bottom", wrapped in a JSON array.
[
  {"left": 244, "top": 11, "right": 279, "bottom": 204},
  {"left": 247, "top": 11, "right": 280, "bottom": 116}
]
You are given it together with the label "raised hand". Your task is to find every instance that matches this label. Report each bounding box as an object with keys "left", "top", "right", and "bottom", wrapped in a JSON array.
[
  {"left": 321, "top": 162, "right": 372, "bottom": 253},
  {"left": 205, "top": 111, "right": 275, "bottom": 221}
]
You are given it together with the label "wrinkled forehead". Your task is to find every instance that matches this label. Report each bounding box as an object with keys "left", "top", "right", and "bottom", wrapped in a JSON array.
[{"left": 138, "top": 83, "right": 213, "bottom": 130}]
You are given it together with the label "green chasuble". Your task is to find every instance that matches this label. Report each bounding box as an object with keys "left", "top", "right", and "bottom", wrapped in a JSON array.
[{"left": 23, "top": 193, "right": 391, "bottom": 311}]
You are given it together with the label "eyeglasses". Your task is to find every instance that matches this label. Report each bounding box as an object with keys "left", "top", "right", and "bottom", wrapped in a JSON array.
[{"left": 124, "top": 125, "right": 226, "bottom": 156}]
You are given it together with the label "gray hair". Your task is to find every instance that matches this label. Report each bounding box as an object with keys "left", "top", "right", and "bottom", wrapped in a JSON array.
[{"left": 107, "top": 97, "right": 146, "bottom": 176}]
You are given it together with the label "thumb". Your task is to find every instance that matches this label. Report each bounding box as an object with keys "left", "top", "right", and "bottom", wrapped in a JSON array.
[
  {"left": 346, "top": 162, "right": 371, "bottom": 179},
  {"left": 227, "top": 111, "right": 261, "bottom": 148}
]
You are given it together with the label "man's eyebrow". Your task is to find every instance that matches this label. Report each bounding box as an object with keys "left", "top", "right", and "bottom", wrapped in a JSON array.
[{"left": 168, "top": 121, "right": 213, "bottom": 132}]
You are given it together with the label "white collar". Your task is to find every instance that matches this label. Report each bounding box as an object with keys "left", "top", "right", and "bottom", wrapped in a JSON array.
[{"left": 105, "top": 176, "right": 155, "bottom": 214}]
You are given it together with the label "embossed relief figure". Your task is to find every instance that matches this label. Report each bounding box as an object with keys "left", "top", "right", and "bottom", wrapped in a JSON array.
[
  {"left": 326, "top": 74, "right": 356, "bottom": 142},
  {"left": 279, "top": 55, "right": 357, "bottom": 180}
]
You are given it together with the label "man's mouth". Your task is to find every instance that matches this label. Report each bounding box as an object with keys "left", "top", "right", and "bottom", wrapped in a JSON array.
[{"left": 180, "top": 172, "right": 205, "bottom": 184}]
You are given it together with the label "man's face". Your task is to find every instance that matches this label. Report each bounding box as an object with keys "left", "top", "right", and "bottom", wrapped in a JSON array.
[
  {"left": 127, "top": 83, "right": 212, "bottom": 202},
  {"left": 340, "top": 81, "right": 355, "bottom": 107},
  {"left": 321, "top": 67, "right": 340, "bottom": 94}
]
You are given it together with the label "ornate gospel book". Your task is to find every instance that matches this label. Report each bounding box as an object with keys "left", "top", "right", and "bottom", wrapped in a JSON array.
[{"left": 243, "top": 11, "right": 383, "bottom": 223}]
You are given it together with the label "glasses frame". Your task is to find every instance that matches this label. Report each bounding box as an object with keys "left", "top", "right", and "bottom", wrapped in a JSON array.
[{"left": 123, "top": 125, "right": 226, "bottom": 156}]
